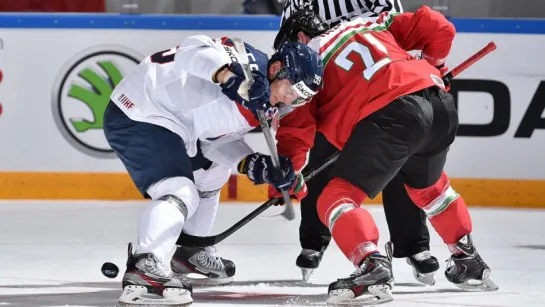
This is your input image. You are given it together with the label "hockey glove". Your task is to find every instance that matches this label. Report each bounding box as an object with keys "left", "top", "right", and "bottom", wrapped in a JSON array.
[
  {"left": 422, "top": 54, "right": 451, "bottom": 91},
  {"left": 268, "top": 172, "right": 308, "bottom": 204},
  {"left": 220, "top": 63, "right": 271, "bottom": 111},
  {"left": 436, "top": 64, "right": 451, "bottom": 91},
  {"left": 238, "top": 153, "right": 296, "bottom": 191}
]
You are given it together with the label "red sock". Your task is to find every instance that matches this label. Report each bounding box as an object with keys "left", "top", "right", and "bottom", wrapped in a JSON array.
[
  {"left": 405, "top": 172, "right": 472, "bottom": 244},
  {"left": 317, "top": 177, "right": 379, "bottom": 266}
]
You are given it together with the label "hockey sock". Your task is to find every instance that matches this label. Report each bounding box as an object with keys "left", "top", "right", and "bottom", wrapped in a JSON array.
[
  {"left": 136, "top": 197, "right": 187, "bottom": 266},
  {"left": 317, "top": 177, "right": 379, "bottom": 267},
  {"left": 183, "top": 192, "right": 220, "bottom": 236},
  {"left": 405, "top": 172, "right": 472, "bottom": 245}
]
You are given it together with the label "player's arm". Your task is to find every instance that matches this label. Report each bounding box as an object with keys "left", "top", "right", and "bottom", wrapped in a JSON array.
[
  {"left": 200, "top": 135, "right": 254, "bottom": 172},
  {"left": 175, "top": 35, "right": 234, "bottom": 82},
  {"left": 177, "top": 35, "right": 270, "bottom": 111},
  {"left": 276, "top": 102, "right": 317, "bottom": 172},
  {"left": 387, "top": 5, "right": 456, "bottom": 67},
  {"left": 201, "top": 134, "right": 296, "bottom": 192},
  {"left": 267, "top": 100, "right": 317, "bottom": 201}
]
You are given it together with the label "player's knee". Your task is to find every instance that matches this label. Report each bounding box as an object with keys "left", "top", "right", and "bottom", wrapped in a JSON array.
[
  {"left": 146, "top": 176, "right": 200, "bottom": 219},
  {"left": 317, "top": 177, "right": 367, "bottom": 228},
  {"left": 405, "top": 172, "right": 458, "bottom": 216},
  {"left": 195, "top": 163, "right": 231, "bottom": 195}
]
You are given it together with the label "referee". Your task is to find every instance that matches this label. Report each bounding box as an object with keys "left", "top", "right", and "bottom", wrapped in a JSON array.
[
  {"left": 278, "top": 0, "right": 441, "bottom": 285},
  {"left": 281, "top": 0, "right": 403, "bottom": 25}
]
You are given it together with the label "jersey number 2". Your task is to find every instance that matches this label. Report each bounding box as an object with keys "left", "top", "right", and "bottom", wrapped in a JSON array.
[
  {"left": 334, "top": 33, "right": 391, "bottom": 81},
  {"left": 150, "top": 47, "right": 178, "bottom": 64}
]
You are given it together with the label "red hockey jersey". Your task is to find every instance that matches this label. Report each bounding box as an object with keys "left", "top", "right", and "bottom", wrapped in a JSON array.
[{"left": 276, "top": 5, "right": 456, "bottom": 171}]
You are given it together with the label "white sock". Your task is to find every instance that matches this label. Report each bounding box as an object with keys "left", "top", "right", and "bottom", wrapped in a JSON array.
[
  {"left": 183, "top": 193, "right": 220, "bottom": 236},
  {"left": 136, "top": 199, "right": 186, "bottom": 266}
]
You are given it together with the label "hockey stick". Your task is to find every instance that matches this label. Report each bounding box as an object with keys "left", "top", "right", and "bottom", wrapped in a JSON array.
[
  {"left": 443, "top": 41, "right": 497, "bottom": 82},
  {"left": 175, "top": 41, "right": 497, "bottom": 248},
  {"left": 177, "top": 151, "right": 340, "bottom": 247},
  {"left": 231, "top": 37, "right": 296, "bottom": 221}
]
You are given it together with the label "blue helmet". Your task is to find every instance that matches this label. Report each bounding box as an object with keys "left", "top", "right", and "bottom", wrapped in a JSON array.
[{"left": 269, "top": 42, "right": 324, "bottom": 107}]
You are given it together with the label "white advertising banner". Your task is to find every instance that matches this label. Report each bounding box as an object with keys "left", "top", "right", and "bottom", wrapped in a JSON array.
[{"left": 0, "top": 25, "right": 543, "bottom": 180}]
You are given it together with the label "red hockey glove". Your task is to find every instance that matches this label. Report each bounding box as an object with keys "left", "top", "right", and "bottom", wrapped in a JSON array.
[{"left": 268, "top": 172, "right": 308, "bottom": 205}]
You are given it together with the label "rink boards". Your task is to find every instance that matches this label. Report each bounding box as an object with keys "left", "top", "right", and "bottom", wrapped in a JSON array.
[{"left": 0, "top": 14, "right": 544, "bottom": 207}]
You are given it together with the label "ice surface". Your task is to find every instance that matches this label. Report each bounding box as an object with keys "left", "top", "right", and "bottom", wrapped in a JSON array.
[{"left": 0, "top": 200, "right": 544, "bottom": 306}]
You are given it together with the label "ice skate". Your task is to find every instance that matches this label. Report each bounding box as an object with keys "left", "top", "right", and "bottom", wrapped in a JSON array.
[
  {"left": 326, "top": 254, "right": 394, "bottom": 305},
  {"left": 171, "top": 245, "right": 235, "bottom": 286},
  {"left": 406, "top": 250, "right": 440, "bottom": 286},
  {"left": 296, "top": 248, "right": 325, "bottom": 281},
  {"left": 119, "top": 243, "right": 193, "bottom": 306},
  {"left": 445, "top": 234, "right": 498, "bottom": 291},
  {"left": 385, "top": 241, "right": 438, "bottom": 286}
]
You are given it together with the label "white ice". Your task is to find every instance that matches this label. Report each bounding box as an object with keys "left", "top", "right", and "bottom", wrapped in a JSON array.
[{"left": 0, "top": 200, "right": 544, "bottom": 306}]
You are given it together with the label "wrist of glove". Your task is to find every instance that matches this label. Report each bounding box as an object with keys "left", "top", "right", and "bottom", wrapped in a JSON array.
[
  {"left": 220, "top": 63, "right": 271, "bottom": 112},
  {"left": 238, "top": 153, "right": 296, "bottom": 190},
  {"left": 268, "top": 172, "right": 308, "bottom": 204},
  {"left": 435, "top": 63, "right": 451, "bottom": 92},
  {"left": 421, "top": 54, "right": 451, "bottom": 92}
]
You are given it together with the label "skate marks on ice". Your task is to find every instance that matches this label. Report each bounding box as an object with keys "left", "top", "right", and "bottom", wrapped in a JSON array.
[
  {"left": 0, "top": 280, "right": 327, "bottom": 307},
  {"left": 0, "top": 280, "right": 526, "bottom": 307},
  {"left": 515, "top": 244, "right": 545, "bottom": 250}
]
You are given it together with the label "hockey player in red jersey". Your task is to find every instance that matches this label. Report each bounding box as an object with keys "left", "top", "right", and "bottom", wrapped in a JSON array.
[{"left": 269, "top": 6, "right": 498, "bottom": 304}]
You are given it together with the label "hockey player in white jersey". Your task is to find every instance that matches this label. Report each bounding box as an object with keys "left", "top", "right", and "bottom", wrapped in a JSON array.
[{"left": 103, "top": 35, "right": 324, "bottom": 305}]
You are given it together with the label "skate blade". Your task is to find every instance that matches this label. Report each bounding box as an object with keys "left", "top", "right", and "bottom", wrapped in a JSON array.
[
  {"left": 412, "top": 267, "right": 436, "bottom": 286},
  {"left": 454, "top": 269, "right": 498, "bottom": 292},
  {"left": 184, "top": 273, "right": 234, "bottom": 286},
  {"left": 454, "top": 277, "right": 499, "bottom": 292},
  {"left": 118, "top": 285, "right": 193, "bottom": 306},
  {"left": 301, "top": 268, "right": 315, "bottom": 282},
  {"left": 326, "top": 284, "right": 393, "bottom": 305}
]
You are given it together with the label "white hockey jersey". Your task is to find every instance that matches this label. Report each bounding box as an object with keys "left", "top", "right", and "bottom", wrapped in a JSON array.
[{"left": 110, "top": 35, "right": 266, "bottom": 171}]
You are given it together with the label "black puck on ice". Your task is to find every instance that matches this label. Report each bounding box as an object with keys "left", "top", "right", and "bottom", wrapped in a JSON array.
[{"left": 101, "top": 262, "right": 120, "bottom": 278}]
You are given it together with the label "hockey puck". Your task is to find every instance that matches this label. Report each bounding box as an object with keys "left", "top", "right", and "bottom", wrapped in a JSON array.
[{"left": 101, "top": 262, "right": 119, "bottom": 278}]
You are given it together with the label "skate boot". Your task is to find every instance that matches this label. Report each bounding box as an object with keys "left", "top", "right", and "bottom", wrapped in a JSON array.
[
  {"left": 327, "top": 254, "right": 394, "bottom": 305},
  {"left": 406, "top": 250, "right": 440, "bottom": 286},
  {"left": 445, "top": 234, "right": 498, "bottom": 291},
  {"left": 296, "top": 248, "right": 325, "bottom": 281},
  {"left": 385, "top": 241, "right": 439, "bottom": 286},
  {"left": 119, "top": 243, "right": 193, "bottom": 306},
  {"left": 171, "top": 245, "right": 235, "bottom": 286}
]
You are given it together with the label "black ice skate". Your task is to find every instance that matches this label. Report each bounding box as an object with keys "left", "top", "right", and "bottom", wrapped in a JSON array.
[
  {"left": 445, "top": 234, "right": 498, "bottom": 291},
  {"left": 296, "top": 248, "right": 325, "bottom": 281},
  {"left": 171, "top": 245, "right": 235, "bottom": 286},
  {"left": 327, "top": 254, "right": 394, "bottom": 305},
  {"left": 119, "top": 243, "right": 193, "bottom": 306},
  {"left": 385, "top": 241, "right": 439, "bottom": 286},
  {"left": 406, "top": 250, "right": 440, "bottom": 286}
]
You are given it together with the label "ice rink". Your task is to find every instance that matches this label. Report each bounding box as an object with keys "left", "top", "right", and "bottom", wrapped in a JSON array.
[{"left": 0, "top": 200, "right": 544, "bottom": 307}]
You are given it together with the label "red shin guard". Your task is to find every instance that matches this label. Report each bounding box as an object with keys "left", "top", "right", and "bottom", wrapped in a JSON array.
[
  {"left": 405, "top": 172, "right": 472, "bottom": 244},
  {"left": 317, "top": 177, "right": 379, "bottom": 266}
]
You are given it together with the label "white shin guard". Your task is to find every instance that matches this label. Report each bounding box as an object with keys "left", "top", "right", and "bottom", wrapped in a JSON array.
[
  {"left": 183, "top": 192, "right": 220, "bottom": 236},
  {"left": 136, "top": 176, "right": 199, "bottom": 266},
  {"left": 183, "top": 163, "right": 230, "bottom": 236}
]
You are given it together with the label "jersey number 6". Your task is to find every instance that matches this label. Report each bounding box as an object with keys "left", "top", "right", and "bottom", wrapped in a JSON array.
[{"left": 334, "top": 33, "right": 391, "bottom": 81}]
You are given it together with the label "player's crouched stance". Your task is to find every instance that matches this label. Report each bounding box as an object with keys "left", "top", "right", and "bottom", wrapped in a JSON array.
[
  {"left": 103, "top": 35, "right": 324, "bottom": 306},
  {"left": 269, "top": 6, "right": 497, "bottom": 305}
]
